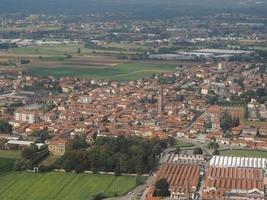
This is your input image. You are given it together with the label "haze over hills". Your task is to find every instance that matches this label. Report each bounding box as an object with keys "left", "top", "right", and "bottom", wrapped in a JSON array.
[{"left": 0, "top": 0, "right": 266, "bottom": 17}]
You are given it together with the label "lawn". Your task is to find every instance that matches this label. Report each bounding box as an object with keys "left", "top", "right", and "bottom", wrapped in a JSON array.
[
  {"left": 0, "top": 158, "right": 15, "bottom": 174},
  {"left": 0, "top": 150, "right": 21, "bottom": 159},
  {"left": 220, "top": 149, "right": 267, "bottom": 158},
  {"left": 0, "top": 171, "right": 137, "bottom": 200},
  {"left": 28, "top": 62, "right": 177, "bottom": 80},
  {"left": 175, "top": 140, "right": 195, "bottom": 148}
]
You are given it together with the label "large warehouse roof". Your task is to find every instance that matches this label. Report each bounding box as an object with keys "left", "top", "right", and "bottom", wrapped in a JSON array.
[{"left": 210, "top": 156, "right": 267, "bottom": 169}]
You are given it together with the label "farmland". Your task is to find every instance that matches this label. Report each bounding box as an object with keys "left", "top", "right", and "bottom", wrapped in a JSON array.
[
  {"left": 0, "top": 148, "right": 139, "bottom": 200},
  {"left": 28, "top": 62, "right": 177, "bottom": 80},
  {"left": 0, "top": 44, "right": 200, "bottom": 80},
  {"left": 0, "top": 171, "right": 137, "bottom": 200}
]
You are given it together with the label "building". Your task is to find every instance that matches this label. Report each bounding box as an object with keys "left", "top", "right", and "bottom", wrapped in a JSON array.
[
  {"left": 158, "top": 86, "right": 164, "bottom": 115},
  {"left": 48, "top": 138, "right": 69, "bottom": 156},
  {"left": 202, "top": 166, "right": 265, "bottom": 200},
  {"left": 14, "top": 104, "right": 44, "bottom": 124},
  {"left": 210, "top": 156, "right": 267, "bottom": 169},
  {"left": 5, "top": 140, "right": 34, "bottom": 150},
  {"left": 148, "top": 163, "right": 201, "bottom": 200}
]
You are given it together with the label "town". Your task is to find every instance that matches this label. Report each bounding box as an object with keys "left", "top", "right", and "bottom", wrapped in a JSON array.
[{"left": 0, "top": 0, "right": 267, "bottom": 200}]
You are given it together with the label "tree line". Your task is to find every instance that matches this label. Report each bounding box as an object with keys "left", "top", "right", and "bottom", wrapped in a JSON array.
[{"left": 52, "top": 135, "right": 167, "bottom": 175}]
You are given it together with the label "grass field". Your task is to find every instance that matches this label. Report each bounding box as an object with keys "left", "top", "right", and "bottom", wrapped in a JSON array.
[
  {"left": 175, "top": 140, "right": 195, "bottom": 148},
  {"left": 220, "top": 149, "right": 267, "bottom": 158},
  {"left": 28, "top": 62, "right": 177, "bottom": 80},
  {"left": 0, "top": 152, "right": 138, "bottom": 200},
  {"left": 0, "top": 158, "right": 15, "bottom": 174},
  {"left": 0, "top": 171, "right": 137, "bottom": 200},
  {"left": 0, "top": 150, "right": 21, "bottom": 159}
]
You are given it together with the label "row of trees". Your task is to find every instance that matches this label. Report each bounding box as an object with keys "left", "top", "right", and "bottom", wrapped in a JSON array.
[
  {"left": 53, "top": 136, "right": 167, "bottom": 174},
  {"left": 220, "top": 111, "right": 240, "bottom": 133},
  {"left": 14, "top": 144, "right": 49, "bottom": 171}
]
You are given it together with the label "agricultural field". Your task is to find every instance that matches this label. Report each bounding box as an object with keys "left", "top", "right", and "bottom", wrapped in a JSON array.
[
  {"left": 0, "top": 171, "right": 137, "bottom": 200},
  {"left": 7, "top": 44, "right": 137, "bottom": 56},
  {"left": 0, "top": 149, "right": 139, "bottom": 200},
  {"left": 220, "top": 149, "right": 267, "bottom": 158},
  {"left": 0, "top": 44, "right": 201, "bottom": 80},
  {"left": 28, "top": 62, "right": 177, "bottom": 81}
]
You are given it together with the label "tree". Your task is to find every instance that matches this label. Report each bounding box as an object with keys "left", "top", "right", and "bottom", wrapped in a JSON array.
[
  {"left": 193, "top": 147, "right": 203, "bottom": 155},
  {"left": 136, "top": 175, "right": 144, "bottom": 185},
  {"left": 208, "top": 141, "right": 219, "bottom": 150},
  {"left": 213, "top": 149, "right": 220, "bottom": 155},
  {"left": 175, "top": 147, "right": 181, "bottom": 154},
  {"left": 14, "top": 160, "right": 25, "bottom": 171},
  {"left": 32, "top": 129, "right": 51, "bottom": 142},
  {"left": 114, "top": 166, "right": 121, "bottom": 176},
  {"left": 220, "top": 111, "right": 233, "bottom": 133},
  {"left": 208, "top": 96, "right": 218, "bottom": 105},
  {"left": 69, "top": 135, "right": 88, "bottom": 150},
  {"left": 154, "top": 178, "right": 170, "bottom": 197},
  {"left": 21, "top": 144, "right": 38, "bottom": 160},
  {"left": 0, "top": 120, "right": 12, "bottom": 133},
  {"left": 90, "top": 193, "right": 106, "bottom": 200}
]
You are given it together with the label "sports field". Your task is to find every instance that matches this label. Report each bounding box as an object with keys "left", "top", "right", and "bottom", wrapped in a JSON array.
[
  {"left": 0, "top": 171, "right": 137, "bottom": 200},
  {"left": 220, "top": 149, "right": 267, "bottom": 158}
]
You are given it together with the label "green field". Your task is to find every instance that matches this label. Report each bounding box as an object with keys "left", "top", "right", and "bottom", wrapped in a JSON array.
[
  {"left": 7, "top": 45, "right": 137, "bottom": 55},
  {"left": 175, "top": 140, "right": 195, "bottom": 148},
  {"left": 28, "top": 62, "right": 177, "bottom": 80},
  {"left": 0, "top": 155, "right": 138, "bottom": 200},
  {"left": 0, "top": 171, "right": 137, "bottom": 200},
  {"left": 220, "top": 149, "right": 267, "bottom": 158},
  {"left": 0, "top": 158, "right": 15, "bottom": 174},
  {"left": 0, "top": 150, "right": 21, "bottom": 159}
]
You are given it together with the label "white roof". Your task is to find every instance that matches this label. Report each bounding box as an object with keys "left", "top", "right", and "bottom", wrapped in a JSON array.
[
  {"left": 210, "top": 156, "right": 267, "bottom": 169},
  {"left": 6, "top": 140, "right": 33, "bottom": 146}
]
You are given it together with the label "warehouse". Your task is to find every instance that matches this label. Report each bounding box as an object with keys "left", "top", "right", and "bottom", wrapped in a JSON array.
[
  {"left": 202, "top": 166, "right": 265, "bottom": 200},
  {"left": 209, "top": 156, "right": 267, "bottom": 169},
  {"left": 154, "top": 163, "right": 201, "bottom": 199}
]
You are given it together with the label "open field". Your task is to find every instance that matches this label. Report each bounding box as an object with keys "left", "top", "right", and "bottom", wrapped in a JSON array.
[
  {"left": 7, "top": 44, "right": 138, "bottom": 56},
  {"left": 0, "top": 154, "right": 138, "bottom": 200},
  {"left": 0, "top": 158, "right": 15, "bottom": 173},
  {"left": 0, "top": 44, "right": 203, "bottom": 80},
  {"left": 220, "top": 149, "right": 267, "bottom": 158},
  {"left": 0, "top": 171, "right": 137, "bottom": 200},
  {"left": 0, "top": 150, "right": 21, "bottom": 159},
  {"left": 28, "top": 62, "right": 177, "bottom": 80}
]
